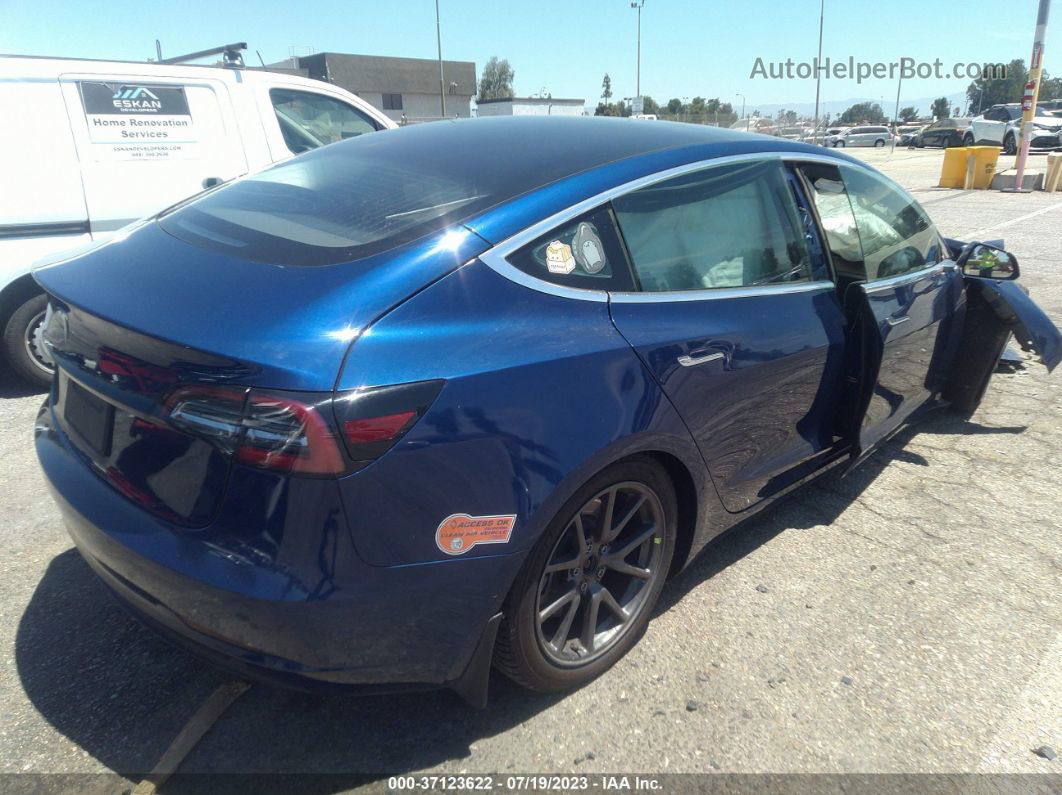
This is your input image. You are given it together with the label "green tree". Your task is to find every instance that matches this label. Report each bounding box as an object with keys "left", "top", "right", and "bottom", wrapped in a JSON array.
[
  {"left": 594, "top": 101, "right": 629, "bottom": 117},
  {"left": 601, "top": 73, "right": 612, "bottom": 102},
  {"left": 478, "top": 56, "right": 515, "bottom": 101},
  {"left": 930, "top": 97, "right": 951, "bottom": 119},
  {"left": 839, "top": 102, "right": 886, "bottom": 124},
  {"left": 966, "top": 58, "right": 1026, "bottom": 114},
  {"left": 898, "top": 106, "right": 919, "bottom": 122},
  {"left": 667, "top": 97, "right": 683, "bottom": 114},
  {"left": 640, "top": 95, "right": 660, "bottom": 115},
  {"left": 1038, "top": 73, "right": 1062, "bottom": 101}
]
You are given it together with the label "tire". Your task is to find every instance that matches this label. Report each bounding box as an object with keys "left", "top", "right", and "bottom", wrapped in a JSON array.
[
  {"left": 1003, "top": 133, "right": 1017, "bottom": 155},
  {"left": 963, "top": 133, "right": 975, "bottom": 147},
  {"left": 494, "top": 456, "right": 677, "bottom": 692},
  {"left": 837, "top": 140, "right": 846, "bottom": 148},
  {"left": 2, "top": 293, "right": 53, "bottom": 389},
  {"left": 874, "top": 139, "right": 885, "bottom": 148}
]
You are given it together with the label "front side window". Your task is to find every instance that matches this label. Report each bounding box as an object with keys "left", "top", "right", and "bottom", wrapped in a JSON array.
[
  {"left": 839, "top": 165, "right": 941, "bottom": 280},
  {"left": 612, "top": 159, "right": 811, "bottom": 292},
  {"left": 270, "top": 89, "right": 379, "bottom": 154}
]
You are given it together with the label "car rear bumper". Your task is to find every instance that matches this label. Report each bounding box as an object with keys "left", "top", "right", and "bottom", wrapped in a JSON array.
[{"left": 35, "top": 400, "right": 525, "bottom": 690}]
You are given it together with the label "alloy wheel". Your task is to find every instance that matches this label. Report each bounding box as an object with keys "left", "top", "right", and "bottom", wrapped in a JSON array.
[{"left": 534, "top": 482, "right": 665, "bottom": 666}]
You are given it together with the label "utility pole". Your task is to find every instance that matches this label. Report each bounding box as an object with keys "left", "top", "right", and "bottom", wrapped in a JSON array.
[
  {"left": 435, "top": 0, "right": 446, "bottom": 117},
  {"left": 736, "top": 93, "right": 746, "bottom": 125},
  {"left": 631, "top": 1, "right": 645, "bottom": 99},
  {"left": 890, "top": 71, "right": 903, "bottom": 155},
  {"left": 1013, "top": 0, "right": 1050, "bottom": 191},
  {"left": 813, "top": 0, "right": 824, "bottom": 144}
]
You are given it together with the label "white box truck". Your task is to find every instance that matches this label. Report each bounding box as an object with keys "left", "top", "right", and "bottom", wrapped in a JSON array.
[{"left": 0, "top": 52, "right": 396, "bottom": 387}]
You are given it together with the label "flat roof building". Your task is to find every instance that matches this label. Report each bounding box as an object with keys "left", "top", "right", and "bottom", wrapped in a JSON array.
[
  {"left": 476, "top": 97, "right": 586, "bottom": 117},
  {"left": 282, "top": 52, "right": 477, "bottom": 122}
]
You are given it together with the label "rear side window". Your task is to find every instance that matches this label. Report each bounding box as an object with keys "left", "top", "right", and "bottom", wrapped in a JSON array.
[
  {"left": 507, "top": 208, "right": 635, "bottom": 291},
  {"left": 612, "top": 159, "right": 811, "bottom": 292},
  {"left": 270, "top": 89, "right": 379, "bottom": 154}
]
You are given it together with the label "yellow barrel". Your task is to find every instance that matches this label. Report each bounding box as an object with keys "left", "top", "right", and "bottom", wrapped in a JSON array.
[
  {"left": 938, "top": 146, "right": 1001, "bottom": 189},
  {"left": 967, "top": 146, "right": 1001, "bottom": 189},
  {"left": 938, "top": 146, "right": 970, "bottom": 188}
]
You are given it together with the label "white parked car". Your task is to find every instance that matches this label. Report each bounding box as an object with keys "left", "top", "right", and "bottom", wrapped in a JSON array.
[
  {"left": 826, "top": 125, "right": 893, "bottom": 148},
  {"left": 0, "top": 55, "right": 395, "bottom": 387},
  {"left": 965, "top": 103, "right": 1062, "bottom": 154}
]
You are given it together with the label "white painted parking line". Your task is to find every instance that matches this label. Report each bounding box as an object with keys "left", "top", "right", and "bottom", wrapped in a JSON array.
[{"left": 963, "top": 200, "right": 1062, "bottom": 239}]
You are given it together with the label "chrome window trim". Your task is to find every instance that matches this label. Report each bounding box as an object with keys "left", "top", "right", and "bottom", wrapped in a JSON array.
[
  {"left": 860, "top": 261, "right": 950, "bottom": 293},
  {"left": 611, "top": 280, "right": 836, "bottom": 303},
  {"left": 476, "top": 150, "right": 860, "bottom": 303}
]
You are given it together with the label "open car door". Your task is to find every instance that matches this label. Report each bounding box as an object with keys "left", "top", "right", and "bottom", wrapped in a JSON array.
[{"left": 942, "top": 267, "right": 1062, "bottom": 417}]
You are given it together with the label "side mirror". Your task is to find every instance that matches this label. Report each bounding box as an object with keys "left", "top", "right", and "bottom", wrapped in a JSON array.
[{"left": 957, "top": 243, "right": 1020, "bottom": 280}]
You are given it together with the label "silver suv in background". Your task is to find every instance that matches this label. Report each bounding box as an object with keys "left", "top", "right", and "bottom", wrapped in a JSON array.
[{"left": 827, "top": 125, "right": 893, "bottom": 147}]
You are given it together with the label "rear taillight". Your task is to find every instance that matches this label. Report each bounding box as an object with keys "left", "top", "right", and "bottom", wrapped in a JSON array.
[
  {"left": 238, "top": 391, "right": 344, "bottom": 475},
  {"left": 333, "top": 380, "right": 444, "bottom": 464},
  {"left": 162, "top": 379, "right": 444, "bottom": 476}
]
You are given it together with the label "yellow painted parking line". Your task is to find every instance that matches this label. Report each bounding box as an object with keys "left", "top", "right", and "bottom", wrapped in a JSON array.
[{"left": 131, "top": 680, "right": 251, "bottom": 794}]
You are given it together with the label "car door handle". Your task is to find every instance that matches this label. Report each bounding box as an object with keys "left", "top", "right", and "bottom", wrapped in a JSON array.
[
  {"left": 885, "top": 315, "right": 910, "bottom": 326},
  {"left": 678, "top": 350, "right": 726, "bottom": 367}
]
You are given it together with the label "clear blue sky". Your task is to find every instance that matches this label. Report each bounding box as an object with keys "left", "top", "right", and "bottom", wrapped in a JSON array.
[{"left": 2, "top": 0, "right": 1055, "bottom": 113}]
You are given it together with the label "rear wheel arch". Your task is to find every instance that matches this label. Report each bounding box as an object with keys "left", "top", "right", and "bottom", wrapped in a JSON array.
[{"left": 640, "top": 450, "right": 698, "bottom": 576}]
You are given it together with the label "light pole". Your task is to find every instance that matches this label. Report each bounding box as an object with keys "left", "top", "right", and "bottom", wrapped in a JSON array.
[
  {"left": 435, "top": 0, "right": 446, "bottom": 117},
  {"left": 736, "top": 93, "right": 746, "bottom": 127},
  {"left": 813, "top": 0, "right": 824, "bottom": 144},
  {"left": 631, "top": 0, "right": 646, "bottom": 99}
]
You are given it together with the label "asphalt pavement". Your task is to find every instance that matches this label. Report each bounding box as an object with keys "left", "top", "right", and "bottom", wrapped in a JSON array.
[{"left": 0, "top": 147, "right": 1059, "bottom": 791}]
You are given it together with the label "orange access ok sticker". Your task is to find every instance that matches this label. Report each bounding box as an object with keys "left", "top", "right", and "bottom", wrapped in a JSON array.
[{"left": 435, "top": 513, "right": 517, "bottom": 556}]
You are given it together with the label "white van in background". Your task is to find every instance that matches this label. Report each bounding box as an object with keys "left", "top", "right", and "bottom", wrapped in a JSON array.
[{"left": 0, "top": 54, "right": 396, "bottom": 387}]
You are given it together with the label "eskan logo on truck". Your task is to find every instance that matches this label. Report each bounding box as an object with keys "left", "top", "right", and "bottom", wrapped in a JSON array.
[{"left": 111, "top": 86, "right": 162, "bottom": 111}]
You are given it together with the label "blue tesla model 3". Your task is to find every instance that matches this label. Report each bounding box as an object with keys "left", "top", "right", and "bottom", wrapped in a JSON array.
[{"left": 33, "top": 117, "right": 1060, "bottom": 706}]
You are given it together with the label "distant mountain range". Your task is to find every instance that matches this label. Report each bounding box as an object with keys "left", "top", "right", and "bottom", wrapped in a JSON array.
[{"left": 746, "top": 90, "right": 970, "bottom": 119}]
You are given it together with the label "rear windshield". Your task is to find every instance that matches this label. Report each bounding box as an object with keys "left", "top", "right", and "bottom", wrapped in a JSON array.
[{"left": 158, "top": 142, "right": 497, "bottom": 266}]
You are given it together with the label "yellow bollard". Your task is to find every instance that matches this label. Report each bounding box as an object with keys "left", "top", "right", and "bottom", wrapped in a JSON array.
[
  {"left": 1045, "top": 154, "right": 1062, "bottom": 192},
  {"left": 939, "top": 147, "right": 971, "bottom": 188},
  {"left": 967, "top": 146, "right": 1002, "bottom": 190}
]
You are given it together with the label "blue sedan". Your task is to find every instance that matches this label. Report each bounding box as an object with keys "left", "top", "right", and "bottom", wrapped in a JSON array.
[{"left": 33, "top": 117, "right": 1060, "bottom": 706}]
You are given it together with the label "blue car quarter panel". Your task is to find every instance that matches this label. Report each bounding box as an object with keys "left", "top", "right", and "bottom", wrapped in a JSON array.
[
  {"left": 333, "top": 258, "right": 716, "bottom": 567},
  {"left": 35, "top": 398, "right": 525, "bottom": 686},
  {"left": 33, "top": 222, "right": 492, "bottom": 392}
]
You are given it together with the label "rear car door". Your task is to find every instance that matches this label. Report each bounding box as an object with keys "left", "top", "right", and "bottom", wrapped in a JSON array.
[
  {"left": 59, "top": 72, "right": 247, "bottom": 235},
  {"left": 608, "top": 157, "right": 848, "bottom": 512},
  {"left": 925, "top": 120, "right": 946, "bottom": 146},
  {"left": 801, "top": 161, "right": 961, "bottom": 461}
]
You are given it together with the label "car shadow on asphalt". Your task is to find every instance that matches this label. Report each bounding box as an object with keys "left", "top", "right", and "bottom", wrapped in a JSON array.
[
  {"left": 13, "top": 410, "right": 1027, "bottom": 788},
  {"left": 0, "top": 373, "right": 46, "bottom": 399}
]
